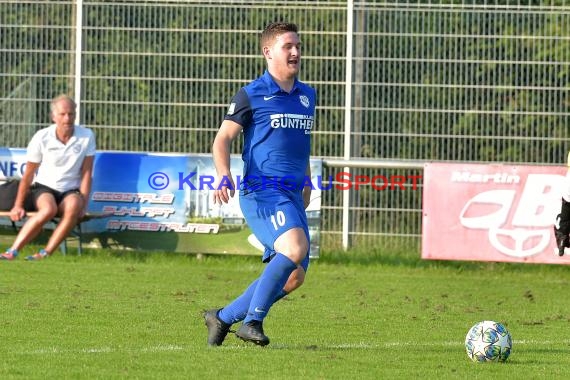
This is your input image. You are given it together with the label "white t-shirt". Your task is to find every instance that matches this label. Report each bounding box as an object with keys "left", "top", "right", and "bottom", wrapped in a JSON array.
[{"left": 26, "top": 124, "right": 96, "bottom": 192}]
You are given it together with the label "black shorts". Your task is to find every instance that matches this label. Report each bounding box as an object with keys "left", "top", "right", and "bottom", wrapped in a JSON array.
[{"left": 30, "top": 183, "right": 80, "bottom": 209}]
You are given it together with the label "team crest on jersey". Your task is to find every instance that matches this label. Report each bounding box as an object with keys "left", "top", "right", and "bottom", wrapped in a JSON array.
[
  {"left": 72, "top": 144, "right": 81, "bottom": 154},
  {"left": 299, "top": 95, "right": 309, "bottom": 108}
]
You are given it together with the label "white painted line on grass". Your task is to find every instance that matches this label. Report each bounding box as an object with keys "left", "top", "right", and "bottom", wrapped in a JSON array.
[
  {"left": 15, "top": 339, "right": 569, "bottom": 355},
  {"left": 24, "top": 345, "right": 185, "bottom": 355}
]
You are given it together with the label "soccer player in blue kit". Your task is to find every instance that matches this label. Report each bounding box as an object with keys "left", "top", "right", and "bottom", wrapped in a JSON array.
[{"left": 204, "top": 22, "right": 316, "bottom": 346}]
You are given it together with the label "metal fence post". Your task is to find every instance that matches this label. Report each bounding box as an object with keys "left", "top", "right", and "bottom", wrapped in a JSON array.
[
  {"left": 74, "top": 0, "right": 84, "bottom": 122},
  {"left": 342, "top": 0, "right": 354, "bottom": 250}
]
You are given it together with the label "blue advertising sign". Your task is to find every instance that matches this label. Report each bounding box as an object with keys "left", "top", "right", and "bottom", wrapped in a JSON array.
[{"left": 1, "top": 149, "right": 322, "bottom": 257}]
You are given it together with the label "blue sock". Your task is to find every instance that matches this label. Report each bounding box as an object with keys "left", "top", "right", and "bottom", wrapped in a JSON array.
[
  {"left": 218, "top": 279, "right": 259, "bottom": 324},
  {"left": 218, "top": 280, "right": 289, "bottom": 324},
  {"left": 273, "top": 289, "right": 288, "bottom": 303},
  {"left": 243, "top": 253, "right": 297, "bottom": 323}
]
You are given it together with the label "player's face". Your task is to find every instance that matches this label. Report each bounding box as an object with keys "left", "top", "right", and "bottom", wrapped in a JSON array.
[
  {"left": 266, "top": 31, "right": 301, "bottom": 79},
  {"left": 51, "top": 99, "right": 76, "bottom": 130}
]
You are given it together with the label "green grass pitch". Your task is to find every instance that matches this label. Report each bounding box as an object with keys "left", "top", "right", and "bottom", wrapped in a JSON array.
[{"left": 1, "top": 248, "right": 570, "bottom": 379}]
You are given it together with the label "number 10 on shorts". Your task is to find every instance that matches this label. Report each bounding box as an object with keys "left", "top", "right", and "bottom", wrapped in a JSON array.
[{"left": 270, "top": 210, "right": 286, "bottom": 230}]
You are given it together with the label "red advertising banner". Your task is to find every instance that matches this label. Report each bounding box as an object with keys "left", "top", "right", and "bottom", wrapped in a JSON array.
[{"left": 422, "top": 163, "right": 570, "bottom": 264}]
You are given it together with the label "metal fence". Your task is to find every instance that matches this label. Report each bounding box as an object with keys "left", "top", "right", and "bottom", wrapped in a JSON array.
[{"left": 1, "top": 0, "right": 569, "bottom": 252}]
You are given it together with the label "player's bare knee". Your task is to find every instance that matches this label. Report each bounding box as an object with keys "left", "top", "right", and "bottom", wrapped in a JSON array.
[
  {"left": 291, "top": 242, "right": 309, "bottom": 264},
  {"left": 278, "top": 241, "right": 309, "bottom": 264},
  {"left": 274, "top": 228, "right": 309, "bottom": 263}
]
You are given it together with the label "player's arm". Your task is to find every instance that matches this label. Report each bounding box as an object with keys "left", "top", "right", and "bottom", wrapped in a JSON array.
[
  {"left": 212, "top": 119, "right": 242, "bottom": 204},
  {"left": 10, "top": 162, "right": 39, "bottom": 221},
  {"left": 303, "top": 163, "right": 311, "bottom": 209},
  {"left": 78, "top": 155, "right": 95, "bottom": 216}
]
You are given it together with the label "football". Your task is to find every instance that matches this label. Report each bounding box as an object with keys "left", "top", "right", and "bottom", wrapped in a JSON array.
[{"left": 465, "top": 320, "right": 512, "bottom": 362}]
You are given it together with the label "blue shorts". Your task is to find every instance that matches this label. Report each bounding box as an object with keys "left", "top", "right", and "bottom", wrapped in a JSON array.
[{"left": 240, "top": 188, "right": 310, "bottom": 271}]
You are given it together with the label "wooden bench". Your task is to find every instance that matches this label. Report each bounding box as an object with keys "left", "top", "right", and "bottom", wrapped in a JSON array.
[{"left": 0, "top": 211, "right": 112, "bottom": 255}]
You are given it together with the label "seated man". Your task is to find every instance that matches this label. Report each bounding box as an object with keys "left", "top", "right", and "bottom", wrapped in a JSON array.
[{"left": 0, "top": 94, "right": 96, "bottom": 261}]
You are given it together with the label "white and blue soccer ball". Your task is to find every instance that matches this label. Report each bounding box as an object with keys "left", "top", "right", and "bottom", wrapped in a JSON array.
[{"left": 465, "top": 320, "right": 512, "bottom": 362}]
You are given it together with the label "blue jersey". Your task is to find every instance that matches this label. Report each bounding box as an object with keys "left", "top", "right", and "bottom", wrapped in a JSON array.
[{"left": 225, "top": 70, "right": 316, "bottom": 192}]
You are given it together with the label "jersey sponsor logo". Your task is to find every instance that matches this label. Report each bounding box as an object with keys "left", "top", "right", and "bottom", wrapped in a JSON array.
[
  {"left": 269, "top": 113, "right": 314, "bottom": 134},
  {"left": 263, "top": 95, "right": 277, "bottom": 101},
  {"left": 299, "top": 95, "right": 309, "bottom": 108}
]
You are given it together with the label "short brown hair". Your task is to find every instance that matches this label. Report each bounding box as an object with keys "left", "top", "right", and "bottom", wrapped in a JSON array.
[{"left": 261, "top": 22, "right": 299, "bottom": 48}]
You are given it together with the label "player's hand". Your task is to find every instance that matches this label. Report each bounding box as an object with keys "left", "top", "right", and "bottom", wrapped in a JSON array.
[
  {"left": 213, "top": 174, "right": 236, "bottom": 205},
  {"left": 9, "top": 206, "right": 26, "bottom": 222}
]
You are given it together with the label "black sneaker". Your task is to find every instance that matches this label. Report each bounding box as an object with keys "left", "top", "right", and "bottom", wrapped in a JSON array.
[
  {"left": 203, "top": 309, "right": 231, "bottom": 346},
  {"left": 554, "top": 225, "right": 570, "bottom": 257},
  {"left": 235, "top": 320, "right": 270, "bottom": 346}
]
